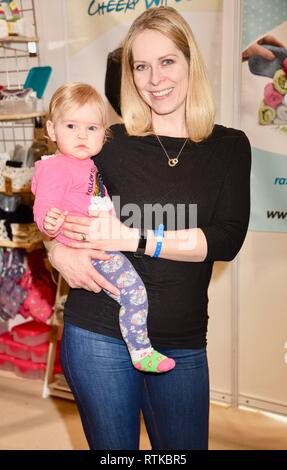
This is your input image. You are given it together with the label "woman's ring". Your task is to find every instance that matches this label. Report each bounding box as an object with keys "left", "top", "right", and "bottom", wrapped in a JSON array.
[{"left": 81, "top": 233, "right": 86, "bottom": 241}]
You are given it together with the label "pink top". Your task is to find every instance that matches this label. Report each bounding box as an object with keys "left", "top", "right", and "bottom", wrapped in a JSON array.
[{"left": 32, "top": 154, "right": 104, "bottom": 244}]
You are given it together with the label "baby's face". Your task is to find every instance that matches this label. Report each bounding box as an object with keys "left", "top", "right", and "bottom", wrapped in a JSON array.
[{"left": 49, "top": 102, "right": 105, "bottom": 159}]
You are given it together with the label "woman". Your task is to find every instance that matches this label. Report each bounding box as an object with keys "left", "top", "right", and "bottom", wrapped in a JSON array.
[{"left": 47, "top": 6, "right": 251, "bottom": 450}]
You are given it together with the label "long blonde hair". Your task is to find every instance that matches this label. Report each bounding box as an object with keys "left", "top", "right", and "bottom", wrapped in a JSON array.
[{"left": 121, "top": 6, "right": 215, "bottom": 142}]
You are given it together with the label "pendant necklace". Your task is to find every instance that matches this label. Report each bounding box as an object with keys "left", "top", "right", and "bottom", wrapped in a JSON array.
[{"left": 155, "top": 134, "right": 188, "bottom": 167}]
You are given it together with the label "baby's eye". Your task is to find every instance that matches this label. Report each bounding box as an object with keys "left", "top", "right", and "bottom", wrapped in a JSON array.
[
  {"left": 67, "top": 123, "right": 76, "bottom": 129},
  {"left": 88, "top": 125, "right": 97, "bottom": 131},
  {"left": 134, "top": 63, "right": 148, "bottom": 72},
  {"left": 162, "top": 58, "right": 174, "bottom": 66}
]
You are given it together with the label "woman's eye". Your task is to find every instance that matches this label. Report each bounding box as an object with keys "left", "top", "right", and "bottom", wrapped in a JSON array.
[
  {"left": 134, "top": 64, "right": 148, "bottom": 72},
  {"left": 162, "top": 59, "right": 174, "bottom": 66}
]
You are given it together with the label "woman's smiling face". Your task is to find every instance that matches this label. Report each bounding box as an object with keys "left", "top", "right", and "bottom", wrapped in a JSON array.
[{"left": 132, "top": 29, "right": 189, "bottom": 120}]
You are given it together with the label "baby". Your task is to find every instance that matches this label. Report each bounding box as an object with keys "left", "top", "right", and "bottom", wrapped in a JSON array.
[{"left": 32, "top": 82, "right": 175, "bottom": 374}]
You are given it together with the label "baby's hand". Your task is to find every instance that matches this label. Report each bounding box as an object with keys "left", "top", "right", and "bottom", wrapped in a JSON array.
[{"left": 43, "top": 207, "right": 68, "bottom": 236}]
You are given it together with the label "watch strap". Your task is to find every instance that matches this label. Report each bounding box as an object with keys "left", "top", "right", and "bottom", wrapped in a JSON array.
[{"left": 134, "top": 228, "right": 147, "bottom": 258}]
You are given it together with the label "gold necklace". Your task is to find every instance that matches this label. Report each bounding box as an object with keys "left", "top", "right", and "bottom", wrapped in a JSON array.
[{"left": 155, "top": 135, "right": 188, "bottom": 167}]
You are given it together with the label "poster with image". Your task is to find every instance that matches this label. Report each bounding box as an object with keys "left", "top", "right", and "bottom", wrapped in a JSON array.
[{"left": 241, "top": 0, "right": 287, "bottom": 232}]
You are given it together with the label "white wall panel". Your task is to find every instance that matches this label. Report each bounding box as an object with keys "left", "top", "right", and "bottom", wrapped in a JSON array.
[
  {"left": 208, "top": 262, "right": 233, "bottom": 403},
  {"left": 238, "top": 232, "right": 287, "bottom": 413}
]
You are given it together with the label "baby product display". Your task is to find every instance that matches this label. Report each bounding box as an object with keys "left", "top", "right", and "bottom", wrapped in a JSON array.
[
  {"left": 0, "top": 1, "right": 34, "bottom": 37},
  {"left": 23, "top": 66, "right": 52, "bottom": 99},
  {"left": 0, "top": 1, "right": 62, "bottom": 385},
  {"left": 250, "top": 45, "right": 287, "bottom": 125},
  {"left": 0, "top": 321, "right": 62, "bottom": 380},
  {"left": 0, "top": 246, "right": 58, "bottom": 379},
  {"left": 0, "top": 249, "right": 56, "bottom": 323}
]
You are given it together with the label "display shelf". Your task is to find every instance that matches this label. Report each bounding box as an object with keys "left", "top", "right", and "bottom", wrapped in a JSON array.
[
  {"left": 42, "top": 276, "right": 72, "bottom": 400},
  {"left": 0, "top": 0, "right": 43, "bottom": 154},
  {"left": 46, "top": 385, "right": 73, "bottom": 400},
  {"left": 0, "top": 2, "right": 54, "bottom": 392},
  {"left": 44, "top": 382, "right": 74, "bottom": 400},
  {"left": 52, "top": 310, "right": 64, "bottom": 328},
  {"left": 0, "top": 239, "right": 42, "bottom": 251},
  {"left": 0, "top": 187, "right": 31, "bottom": 194},
  {"left": 47, "top": 381, "right": 73, "bottom": 401},
  {"left": 0, "top": 110, "right": 45, "bottom": 121},
  {"left": 0, "top": 35, "right": 39, "bottom": 44},
  {"left": 0, "top": 176, "right": 32, "bottom": 195}
]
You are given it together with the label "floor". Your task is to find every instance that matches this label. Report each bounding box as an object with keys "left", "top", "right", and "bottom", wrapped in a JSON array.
[{"left": 1, "top": 374, "right": 287, "bottom": 450}]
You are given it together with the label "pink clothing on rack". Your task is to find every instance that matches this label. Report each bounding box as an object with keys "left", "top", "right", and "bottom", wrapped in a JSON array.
[{"left": 32, "top": 153, "right": 107, "bottom": 245}]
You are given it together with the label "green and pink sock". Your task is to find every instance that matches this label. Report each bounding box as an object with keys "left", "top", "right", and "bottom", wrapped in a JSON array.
[{"left": 131, "top": 348, "right": 175, "bottom": 373}]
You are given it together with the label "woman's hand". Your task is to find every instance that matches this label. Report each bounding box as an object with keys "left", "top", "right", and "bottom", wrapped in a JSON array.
[
  {"left": 62, "top": 211, "right": 138, "bottom": 252},
  {"left": 49, "top": 242, "right": 120, "bottom": 295}
]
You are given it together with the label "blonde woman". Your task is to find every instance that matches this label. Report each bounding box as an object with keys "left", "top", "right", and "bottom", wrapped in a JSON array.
[{"left": 47, "top": 7, "right": 251, "bottom": 450}]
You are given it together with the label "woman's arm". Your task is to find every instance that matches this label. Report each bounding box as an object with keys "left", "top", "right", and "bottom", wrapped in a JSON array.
[
  {"left": 61, "top": 214, "right": 207, "bottom": 262},
  {"left": 44, "top": 239, "right": 120, "bottom": 295},
  {"left": 146, "top": 227, "right": 207, "bottom": 261},
  {"left": 61, "top": 133, "right": 251, "bottom": 264}
]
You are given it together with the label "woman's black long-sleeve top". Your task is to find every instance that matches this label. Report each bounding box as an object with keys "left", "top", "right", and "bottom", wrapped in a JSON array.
[{"left": 64, "top": 124, "right": 251, "bottom": 348}]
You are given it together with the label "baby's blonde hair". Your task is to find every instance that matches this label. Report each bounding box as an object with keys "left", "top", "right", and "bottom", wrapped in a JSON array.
[{"left": 48, "top": 82, "right": 108, "bottom": 128}]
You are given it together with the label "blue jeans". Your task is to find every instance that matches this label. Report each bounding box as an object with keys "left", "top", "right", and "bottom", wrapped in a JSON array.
[{"left": 61, "top": 323, "right": 209, "bottom": 450}]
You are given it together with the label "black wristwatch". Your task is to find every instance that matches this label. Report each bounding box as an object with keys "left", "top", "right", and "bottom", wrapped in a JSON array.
[{"left": 134, "top": 228, "right": 147, "bottom": 257}]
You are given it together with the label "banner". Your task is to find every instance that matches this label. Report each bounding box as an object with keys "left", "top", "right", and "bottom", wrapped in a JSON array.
[
  {"left": 67, "top": 0, "right": 223, "bottom": 56},
  {"left": 66, "top": 0, "right": 223, "bottom": 119},
  {"left": 241, "top": 0, "right": 287, "bottom": 232}
]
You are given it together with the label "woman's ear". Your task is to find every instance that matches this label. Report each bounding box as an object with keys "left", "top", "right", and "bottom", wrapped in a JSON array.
[{"left": 46, "top": 120, "right": 56, "bottom": 142}]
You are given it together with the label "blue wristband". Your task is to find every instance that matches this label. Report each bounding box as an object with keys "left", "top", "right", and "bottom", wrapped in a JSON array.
[{"left": 152, "top": 224, "right": 164, "bottom": 258}]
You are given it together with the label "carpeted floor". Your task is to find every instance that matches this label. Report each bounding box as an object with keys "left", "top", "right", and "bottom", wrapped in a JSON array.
[{"left": 0, "top": 374, "right": 287, "bottom": 450}]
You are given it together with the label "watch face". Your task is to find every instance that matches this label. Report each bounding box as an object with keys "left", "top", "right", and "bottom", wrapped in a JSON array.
[{"left": 134, "top": 229, "right": 147, "bottom": 257}]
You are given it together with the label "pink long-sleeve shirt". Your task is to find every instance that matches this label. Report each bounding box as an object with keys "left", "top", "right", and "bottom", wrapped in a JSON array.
[{"left": 32, "top": 154, "right": 101, "bottom": 244}]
